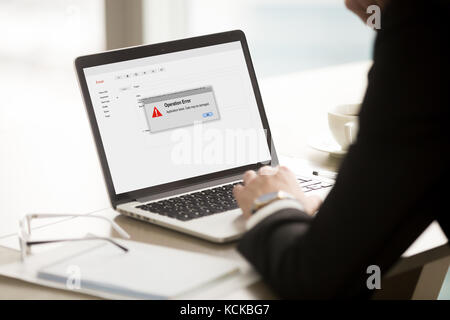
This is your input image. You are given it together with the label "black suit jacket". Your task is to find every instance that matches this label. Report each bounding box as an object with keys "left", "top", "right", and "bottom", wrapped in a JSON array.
[{"left": 238, "top": 0, "right": 450, "bottom": 299}]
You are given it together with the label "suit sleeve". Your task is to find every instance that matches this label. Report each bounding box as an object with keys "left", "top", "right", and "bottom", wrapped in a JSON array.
[{"left": 238, "top": 0, "right": 450, "bottom": 299}]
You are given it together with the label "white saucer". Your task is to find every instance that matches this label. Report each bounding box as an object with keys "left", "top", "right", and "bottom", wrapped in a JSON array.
[{"left": 307, "top": 133, "right": 347, "bottom": 158}]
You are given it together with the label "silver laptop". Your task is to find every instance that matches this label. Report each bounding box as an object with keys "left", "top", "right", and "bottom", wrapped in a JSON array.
[{"left": 75, "top": 30, "right": 333, "bottom": 243}]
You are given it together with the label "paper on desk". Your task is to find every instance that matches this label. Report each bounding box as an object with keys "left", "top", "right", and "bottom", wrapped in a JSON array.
[{"left": 0, "top": 239, "right": 257, "bottom": 300}]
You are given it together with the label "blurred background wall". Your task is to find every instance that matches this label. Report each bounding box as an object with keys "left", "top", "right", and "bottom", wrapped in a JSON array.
[
  {"left": 0, "top": 0, "right": 374, "bottom": 223},
  {"left": 0, "top": 0, "right": 374, "bottom": 77}
]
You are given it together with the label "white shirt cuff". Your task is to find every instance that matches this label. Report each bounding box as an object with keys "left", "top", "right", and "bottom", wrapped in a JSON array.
[{"left": 246, "top": 199, "right": 305, "bottom": 230}]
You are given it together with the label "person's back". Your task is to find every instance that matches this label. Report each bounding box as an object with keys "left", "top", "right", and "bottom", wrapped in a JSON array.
[{"left": 233, "top": 0, "right": 450, "bottom": 298}]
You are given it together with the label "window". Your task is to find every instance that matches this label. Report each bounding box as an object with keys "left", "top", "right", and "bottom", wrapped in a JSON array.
[
  {"left": 144, "top": 0, "right": 375, "bottom": 77},
  {"left": 0, "top": 0, "right": 104, "bottom": 70}
]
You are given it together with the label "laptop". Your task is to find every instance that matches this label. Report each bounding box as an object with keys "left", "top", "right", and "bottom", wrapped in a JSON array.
[{"left": 75, "top": 30, "right": 333, "bottom": 243}]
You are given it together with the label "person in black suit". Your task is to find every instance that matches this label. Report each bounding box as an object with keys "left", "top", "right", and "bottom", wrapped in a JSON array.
[{"left": 233, "top": 0, "right": 450, "bottom": 299}]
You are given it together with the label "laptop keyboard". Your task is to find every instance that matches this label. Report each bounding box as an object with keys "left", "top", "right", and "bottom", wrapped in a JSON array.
[{"left": 136, "top": 177, "right": 333, "bottom": 222}]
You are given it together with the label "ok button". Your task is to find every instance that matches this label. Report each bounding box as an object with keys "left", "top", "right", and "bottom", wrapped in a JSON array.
[{"left": 202, "top": 112, "right": 213, "bottom": 118}]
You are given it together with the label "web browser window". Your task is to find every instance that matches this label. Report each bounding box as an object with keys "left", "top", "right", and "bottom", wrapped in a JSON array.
[{"left": 84, "top": 42, "right": 271, "bottom": 194}]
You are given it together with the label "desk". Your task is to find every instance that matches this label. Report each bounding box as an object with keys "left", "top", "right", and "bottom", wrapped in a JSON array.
[{"left": 0, "top": 61, "right": 448, "bottom": 299}]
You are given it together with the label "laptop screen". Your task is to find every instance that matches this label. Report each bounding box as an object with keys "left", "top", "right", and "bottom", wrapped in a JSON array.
[{"left": 83, "top": 41, "right": 271, "bottom": 194}]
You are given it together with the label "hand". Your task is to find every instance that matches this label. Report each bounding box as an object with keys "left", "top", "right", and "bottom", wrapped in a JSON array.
[
  {"left": 233, "top": 166, "right": 323, "bottom": 219},
  {"left": 345, "top": 0, "right": 389, "bottom": 22}
]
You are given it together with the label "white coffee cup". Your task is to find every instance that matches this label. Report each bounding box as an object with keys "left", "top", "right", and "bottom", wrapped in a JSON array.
[{"left": 328, "top": 103, "right": 360, "bottom": 150}]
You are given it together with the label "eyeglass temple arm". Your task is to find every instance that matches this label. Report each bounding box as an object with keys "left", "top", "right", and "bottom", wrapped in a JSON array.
[
  {"left": 25, "top": 213, "right": 130, "bottom": 239},
  {"left": 25, "top": 236, "right": 129, "bottom": 252}
]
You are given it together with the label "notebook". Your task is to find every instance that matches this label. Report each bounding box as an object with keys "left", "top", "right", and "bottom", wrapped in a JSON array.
[{"left": 34, "top": 239, "right": 239, "bottom": 299}]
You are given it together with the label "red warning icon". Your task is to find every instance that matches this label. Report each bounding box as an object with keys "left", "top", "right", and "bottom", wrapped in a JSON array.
[{"left": 152, "top": 107, "right": 163, "bottom": 118}]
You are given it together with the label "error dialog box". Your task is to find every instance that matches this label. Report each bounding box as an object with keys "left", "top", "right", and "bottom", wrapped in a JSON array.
[{"left": 140, "top": 86, "right": 220, "bottom": 133}]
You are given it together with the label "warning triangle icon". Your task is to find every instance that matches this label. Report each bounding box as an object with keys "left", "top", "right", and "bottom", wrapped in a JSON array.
[{"left": 152, "top": 107, "right": 163, "bottom": 118}]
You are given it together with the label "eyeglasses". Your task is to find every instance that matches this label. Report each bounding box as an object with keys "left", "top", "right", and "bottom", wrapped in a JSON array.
[{"left": 18, "top": 213, "right": 130, "bottom": 261}]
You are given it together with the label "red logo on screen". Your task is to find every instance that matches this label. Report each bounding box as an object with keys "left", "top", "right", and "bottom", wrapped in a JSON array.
[{"left": 152, "top": 107, "right": 163, "bottom": 118}]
